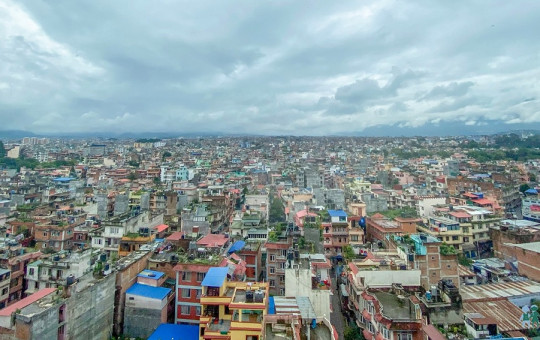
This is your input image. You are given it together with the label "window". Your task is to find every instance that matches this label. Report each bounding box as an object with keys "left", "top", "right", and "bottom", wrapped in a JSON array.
[
  {"left": 196, "top": 289, "right": 201, "bottom": 299},
  {"left": 43, "top": 232, "right": 48, "bottom": 237},
  {"left": 1, "top": 288, "right": 8, "bottom": 295},
  {"left": 181, "top": 289, "right": 191, "bottom": 298},
  {"left": 397, "top": 333, "right": 412, "bottom": 340},
  {"left": 381, "top": 327, "right": 390, "bottom": 339},
  {"left": 279, "top": 288, "right": 285, "bottom": 295},
  {"left": 42, "top": 243, "right": 47, "bottom": 248},
  {"left": 197, "top": 272, "right": 205, "bottom": 282},
  {"left": 269, "top": 267, "right": 275, "bottom": 274},
  {"left": 279, "top": 275, "right": 284, "bottom": 283},
  {"left": 182, "top": 271, "right": 192, "bottom": 281},
  {"left": 270, "top": 255, "right": 276, "bottom": 262},
  {"left": 181, "top": 305, "right": 190, "bottom": 315},
  {"left": 269, "top": 279, "right": 275, "bottom": 287},
  {"left": 29, "top": 268, "right": 34, "bottom": 276},
  {"left": 128, "top": 297, "right": 134, "bottom": 300},
  {"left": 195, "top": 306, "right": 201, "bottom": 316}
]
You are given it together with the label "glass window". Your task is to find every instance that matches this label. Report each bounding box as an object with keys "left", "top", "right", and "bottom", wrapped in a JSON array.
[
  {"left": 181, "top": 305, "right": 190, "bottom": 315},
  {"left": 181, "top": 289, "right": 191, "bottom": 298}
]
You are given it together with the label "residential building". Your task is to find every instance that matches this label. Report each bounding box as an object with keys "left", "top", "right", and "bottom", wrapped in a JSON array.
[
  {"left": 322, "top": 210, "right": 349, "bottom": 258},
  {"left": 0, "top": 268, "right": 10, "bottom": 309},
  {"left": 123, "top": 270, "right": 175, "bottom": 338},
  {"left": 199, "top": 267, "right": 269, "bottom": 340}
]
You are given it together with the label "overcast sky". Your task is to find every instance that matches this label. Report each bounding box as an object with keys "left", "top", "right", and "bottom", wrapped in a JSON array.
[{"left": 1, "top": 0, "right": 539, "bottom": 136}]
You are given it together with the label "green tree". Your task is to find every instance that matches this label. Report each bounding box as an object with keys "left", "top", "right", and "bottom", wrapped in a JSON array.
[
  {"left": 0, "top": 141, "right": 6, "bottom": 158},
  {"left": 520, "top": 183, "right": 531, "bottom": 193},
  {"left": 162, "top": 151, "right": 172, "bottom": 160},
  {"left": 127, "top": 172, "right": 137, "bottom": 181},
  {"left": 344, "top": 325, "right": 364, "bottom": 340},
  {"left": 342, "top": 245, "right": 355, "bottom": 261}
]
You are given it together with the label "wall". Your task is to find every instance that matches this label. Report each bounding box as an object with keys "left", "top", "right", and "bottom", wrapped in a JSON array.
[
  {"left": 356, "top": 270, "right": 421, "bottom": 288},
  {"left": 285, "top": 268, "right": 331, "bottom": 319},
  {"left": 65, "top": 273, "right": 116, "bottom": 340},
  {"left": 113, "top": 251, "right": 152, "bottom": 336},
  {"left": 123, "top": 306, "right": 163, "bottom": 339}
]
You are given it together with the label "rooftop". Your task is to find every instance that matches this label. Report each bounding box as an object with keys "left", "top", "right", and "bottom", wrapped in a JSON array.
[
  {"left": 201, "top": 267, "right": 228, "bottom": 287},
  {"left": 137, "top": 269, "right": 165, "bottom": 280},
  {"left": 148, "top": 324, "right": 199, "bottom": 340},
  {"left": 126, "top": 283, "right": 171, "bottom": 300},
  {"left": 461, "top": 280, "right": 540, "bottom": 301},
  {"left": 0, "top": 288, "right": 57, "bottom": 317},
  {"left": 510, "top": 241, "right": 540, "bottom": 253},
  {"left": 197, "top": 234, "right": 228, "bottom": 248},
  {"left": 372, "top": 291, "right": 417, "bottom": 321}
]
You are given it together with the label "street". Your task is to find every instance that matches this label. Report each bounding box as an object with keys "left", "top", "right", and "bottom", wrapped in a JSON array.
[{"left": 330, "top": 271, "right": 346, "bottom": 340}]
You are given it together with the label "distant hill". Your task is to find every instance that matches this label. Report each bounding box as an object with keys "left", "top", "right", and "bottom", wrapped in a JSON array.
[{"left": 0, "top": 130, "right": 39, "bottom": 139}]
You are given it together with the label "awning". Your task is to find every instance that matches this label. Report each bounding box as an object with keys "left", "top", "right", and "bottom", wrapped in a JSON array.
[
  {"left": 228, "top": 240, "right": 245, "bottom": 254},
  {"left": 201, "top": 267, "right": 228, "bottom": 287}
]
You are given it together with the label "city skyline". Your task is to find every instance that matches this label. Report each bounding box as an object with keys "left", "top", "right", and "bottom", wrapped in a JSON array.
[{"left": 1, "top": 1, "right": 540, "bottom": 136}]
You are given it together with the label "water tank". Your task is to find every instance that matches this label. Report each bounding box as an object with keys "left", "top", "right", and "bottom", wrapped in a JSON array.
[
  {"left": 245, "top": 290, "right": 254, "bottom": 303},
  {"left": 254, "top": 290, "right": 264, "bottom": 303},
  {"left": 99, "top": 254, "right": 107, "bottom": 262},
  {"left": 66, "top": 274, "right": 75, "bottom": 286}
]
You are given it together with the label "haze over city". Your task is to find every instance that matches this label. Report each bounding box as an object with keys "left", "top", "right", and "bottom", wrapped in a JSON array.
[{"left": 1, "top": 0, "right": 540, "bottom": 136}]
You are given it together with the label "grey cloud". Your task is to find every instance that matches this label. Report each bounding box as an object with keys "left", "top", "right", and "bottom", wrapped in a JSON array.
[
  {"left": 422, "top": 81, "right": 474, "bottom": 101},
  {"left": 1, "top": 0, "right": 540, "bottom": 135}
]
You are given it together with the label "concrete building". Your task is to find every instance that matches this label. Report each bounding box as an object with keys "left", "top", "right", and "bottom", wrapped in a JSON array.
[
  {"left": 24, "top": 249, "right": 96, "bottom": 295},
  {"left": 113, "top": 249, "right": 153, "bottom": 336},
  {"left": 0, "top": 270, "right": 116, "bottom": 340},
  {"left": 123, "top": 270, "right": 174, "bottom": 338},
  {"left": 198, "top": 267, "right": 269, "bottom": 340},
  {"left": 0, "top": 268, "right": 10, "bottom": 309},
  {"left": 322, "top": 210, "right": 349, "bottom": 258}
]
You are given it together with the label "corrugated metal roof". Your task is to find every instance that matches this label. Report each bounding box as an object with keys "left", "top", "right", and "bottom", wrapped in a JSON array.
[
  {"left": 461, "top": 281, "right": 540, "bottom": 301},
  {"left": 126, "top": 283, "right": 171, "bottom": 300},
  {"left": 201, "top": 267, "right": 228, "bottom": 287},
  {"left": 463, "top": 300, "right": 523, "bottom": 332}
]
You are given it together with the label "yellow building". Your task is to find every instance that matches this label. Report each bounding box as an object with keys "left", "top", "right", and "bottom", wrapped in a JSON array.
[{"left": 199, "top": 267, "right": 268, "bottom": 340}]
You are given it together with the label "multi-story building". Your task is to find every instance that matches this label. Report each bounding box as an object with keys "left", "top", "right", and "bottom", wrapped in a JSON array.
[
  {"left": 418, "top": 205, "right": 501, "bottom": 258},
  {"left": 173, "top": 253, "right": 224, "bottom": 325},
  {"left": 0, "top": 250, "right": 41, "bottom": 305},
  {"left": 24, "top": 249, "right": 96, "bottom": 294},
  {"left": 265, "top": 241, "right": 291, "bottom": 296},
  {"left": 322, "top": 210, "right": 349, "bottom": 258},
  {"left": 0, "top": 268, "right": 10, "bottom": 309},
  {"left": 199, "top": 267, "right": 269, "bottom": 340},
  {"left": 123, "top": 270, "right": 175, "bottom": 338}
]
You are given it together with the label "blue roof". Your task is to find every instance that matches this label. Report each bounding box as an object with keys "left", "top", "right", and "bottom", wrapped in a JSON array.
[
  {"left": 201, "top": 267, "right": 228, "bottom": 287},
  {"left": 328, "top": 210, "right": 347, "bottom": 217},
  {"left": 126, "top": 283, "right": 171, "bottom": 300},
  {"left": 525, "top": 188, "right": 538, "bottom": 194},
  {"left": 148, "top": 324, "right": 199, "bottom": 340},
  {"left": 137, "top": 270, "right": 165, "bottom": 280},
  {"left": 53, "top": 177, "right": 74, "bottom": 182},
  {"left": 228, "top": 240, "right": 245, "bottom": 254},
  {"left": 268, "top": 296, "right": 276, "bottom": 314}
]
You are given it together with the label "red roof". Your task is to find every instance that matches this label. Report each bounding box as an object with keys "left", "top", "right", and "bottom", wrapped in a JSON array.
[
  {"left": 153, "top": 224, "right": 169, "bottom": 233},
  {"left": 463, "top": 192, "right": 479, "bottom": 198},
  {"left": 472, "top": 198, "right": 493, "bottom": 205},
  {"left": 197, "top": 234, "right": 228, "bottom": 247},
  {"left": 348, "top": 263, "right": 359, "bottom": 275},
  {"left": 370, "top": 213, "right": 386, "bottom": 219},
  {"left": 167, "top": 231, "right": 184, "bottom": 241},
  {"left": 422, "top": 324, "right": 446, "bottom": 340},
  {"left": 448, "top": 211, "right": 472, "bottom": 218},
  {"left": 265, "top": 242, "right": 290, "bottom": 249},
  {"left": 0, "top": 288, "right": 56, "bottom": 316}
]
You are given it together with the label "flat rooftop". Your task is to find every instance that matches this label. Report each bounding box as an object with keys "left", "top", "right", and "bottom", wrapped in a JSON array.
[{"left": 373, "top": 291, "right": 416, "bottom": 321}]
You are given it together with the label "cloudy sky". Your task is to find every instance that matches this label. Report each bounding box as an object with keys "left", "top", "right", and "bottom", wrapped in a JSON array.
[{"left": 1, "top": 0, "right": 540, "bottom": 136}]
